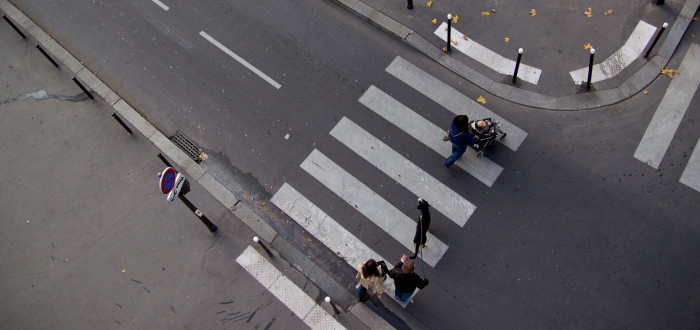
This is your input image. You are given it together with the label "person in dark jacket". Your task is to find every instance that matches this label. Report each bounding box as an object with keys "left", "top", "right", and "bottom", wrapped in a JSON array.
[
  {"left": 389, "top": 255, "right": 429, "bottom": 302},
  {"left": 443, "top": 115, "right": 479, "bottom": 168},
  {"left": 409, "top": 198, "right": 431, "bottom": 259}
]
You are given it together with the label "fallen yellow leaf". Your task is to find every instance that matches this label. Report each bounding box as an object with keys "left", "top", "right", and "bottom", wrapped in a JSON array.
[
  {"left": 262, "top": 202, "right": 266, "bottom": 206},
  {"left": 463, "top": 35, "right": 469, "bottom": 40},
  {"left": 443, "top": 46, "right": 448, "bottom": 52},
  {"left": 122, "top": 269, "right": 126, "bottom": 273},
  {"left": 604, "top": 9, "right": 613, "bottom": 15},
  {"left": 492, "top": 9, "right": 496, "bottom": 12},
  {"left": 504, "top": 37, "right": 510, "bottom": 43},
  {"left": 643, "top": 90, "right": 649, "bottom": 95},
  {"left": 452, "top": 15, "right": 459, "bottom": 23},
  {"left": 482, "top": 12, "right": 490, "bottom": 16},
  {"left": 453, "top": 40, "right": 458, "bottom": 45},
  {"left": 692, "top": 17, "right": 698, "bottom": 21},
  {"left": 691, "top": 34, "right": 695, "bottom": 38},
  {"left": 584, "top": 11, "right": 592, "bottom": 18},
  {"left": 426, "top": 1, "right": 432, "bottom": 7},
  {"left": 661, "top": 68, "right": 679, "bottom": 78},
  {"left": 584, "top": 43, "right": 593, "bottom": 50},
  {"left": 431, "top": 18, "right": 438, "bottom": 24},
  {"left": 530, "top": 9, "right": 536, "bottom": 16},
  {"left": 476, "top": 96, "right": 487, "bottom": 104},
  {"left": 588, "top": 7, "right": 592, "bottom": 11}
]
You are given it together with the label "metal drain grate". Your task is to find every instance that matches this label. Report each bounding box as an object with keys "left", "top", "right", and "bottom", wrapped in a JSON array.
[{"left": 170, "top": 131, "right": 202, "bottom": 162}]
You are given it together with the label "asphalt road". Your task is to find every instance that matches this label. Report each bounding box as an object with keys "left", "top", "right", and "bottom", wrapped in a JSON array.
[{"left": 6, "top": 0, "right": 700, "bottom": 328}]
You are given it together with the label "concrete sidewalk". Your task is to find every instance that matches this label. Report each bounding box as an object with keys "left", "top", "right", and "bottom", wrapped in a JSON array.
[
  {"left": 0, "top": 7, "right": 382, "bottom": 329},
  {"left": 330, "top": 0, "right": 699, "bottom": 110}
]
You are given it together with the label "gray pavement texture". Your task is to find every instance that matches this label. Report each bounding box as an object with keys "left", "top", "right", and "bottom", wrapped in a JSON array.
[
  {"left": 1, "top": 0, "right": 699, "bottom": 329},
  {"left": 331, "top": 0, "right": 700, "bottom": 110},
  {"left": 0, "top": 9, "right": 378, "bottom": 330}
]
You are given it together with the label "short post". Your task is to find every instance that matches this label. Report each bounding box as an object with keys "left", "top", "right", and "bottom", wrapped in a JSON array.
[
  {"left": 446, "top": 14, "right": 452, "bottom": 52},
  {"left": 656, "top": 0, "right": 665, "bottom": 5},
  {"left": 253, "top": 237, "right": 273, "bottom": 258},
  {"left": 2, "top": 15, "right": 26, "bottom": 39},
  {"left": 512, "top": 48, "right": 523, "bottom": 84},
  {"left": 111, "top": 113, "right": 133, "bottom": 135},
  {"left": 179, "top": 194, "right": 218, "bottom": 233},
  {"left": 645, "top": 22, "right": 668, "bottom": 58},
  {"left": 407, "top": 0, "right": 413, "bottom": 9},
  {"left": 325, "top": 296, "right": 341, "bottom": 315},
  {"left": 72, "top": 77, "right": 94, "bottom": 99},
  {"left": 35, "top": 45, "right": 59, "bottom": 68},
  {"left": 586, "top": 48, "right": 595, "bottom": 90}
]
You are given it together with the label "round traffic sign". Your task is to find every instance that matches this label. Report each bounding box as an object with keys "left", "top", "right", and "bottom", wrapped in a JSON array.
[{"left": 159, "top": 167, "right": 177, "bottom": 194}]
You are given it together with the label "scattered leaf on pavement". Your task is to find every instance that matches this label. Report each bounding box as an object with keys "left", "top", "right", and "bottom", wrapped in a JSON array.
[
  {"left": 453, "top": 40, "right": 458, "bottom": 45},
  {"left": 584, "top": 43, "right": 593, "bottom": 50},
  {"left": 492, "top": 9, "right": 497, "bottom": 12},
  {"left": 463, "top": 35, "right": 469, "bottom": 40},
  {"left": 504, "top": 37, "right": 510, "bottom": 43},
  {"left": 482, "top": 12, "right": 490, "bottom": 16},
  {"left": 452, "top": 15, "right": 459, "bottom": 23},
  {"left": 122, "top": 269, "right": 126, "bottom": 273},
  {"left": 443, "top": 46, "right": 448, "bottom": 52},
  {"left": 692, "top": 17, "right": 698, "bottom": 21},
  {"left": 530, "top": 9, "right": 536, "bottom": 16},
  {"left": 691, "top": 34, "right": 695, "bottom": 38},
  {"left": 604, "top": 9, "right": 613, "bottom": 15},
  {"left": 643, "top": 90, "right": 649, "bottom": 95},
  {"left": 584, "top": 10, "right": 592, "bottom": 18},
  {"left": 426, "top": 1, "right": 432, "bottom": 8},
  {"left": 476, "top": 96, "right": 487, "bottom": 104},
  {"left": 432, "top": 18, "right": 438, "bottom": 24},
  {"left": 661, "top": 69, "right": 678, "bottom": 78}
]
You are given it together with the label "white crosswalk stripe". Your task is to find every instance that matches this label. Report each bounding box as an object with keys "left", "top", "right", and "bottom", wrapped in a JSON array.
[
  {"left": 570, "top": 20, "right": 657, "bottom": 85},
  {"left": 680, "top": 137, "right": 700, "bottom": 192},
  {"left": 359, "top": 85, "right": 503, "bottom": 187},
  {"left": 330, "top": 117, "right": 476, "bottom": 227},
  {"left": 385, "top": 56, "right": 527, "bottom": 151},
  {"left": 236, "top": 246, "right": 346, "bottom": 329},
  {"left": 301, "top": 149, "right": 449, "bottom": 267},
  {"left": 271, "top": 183, "right": 422, "bottom": 307},
  {"left": 433, "top": 22, "right": 542, "bottom": 85},
  {"left": 634, "top": 43, "right": 700, "bottom": 169}
]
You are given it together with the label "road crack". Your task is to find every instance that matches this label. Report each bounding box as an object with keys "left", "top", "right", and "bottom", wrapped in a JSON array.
[{"left": 0, "top": 89, "right": 89, "bottom": 106}]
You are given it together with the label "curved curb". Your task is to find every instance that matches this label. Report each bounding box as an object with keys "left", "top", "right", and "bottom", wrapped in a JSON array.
[{"left": 331, "top": 0, "right": 699, "bottom": 110}]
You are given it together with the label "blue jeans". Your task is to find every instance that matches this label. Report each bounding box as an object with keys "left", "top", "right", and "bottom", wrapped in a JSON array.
[
  {"left": 358, "top": 285, "right": 367, "bottom": 301},
  {"left": 394, "top": 288, "right": 413, "bottom": 302},
  {"left": 443, "top": 144, "right": 467, "bottom": 168}
]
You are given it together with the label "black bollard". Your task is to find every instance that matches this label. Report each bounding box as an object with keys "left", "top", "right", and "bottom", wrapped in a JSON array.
[
  {"left": 325, "top": 297, "right": 341, "bottom": 315},
  {"left": 645, "top": 22, "right": 668, "bottom": 58},
  {"left": 72, "top": 77, "right": 94, "bottom": 99},
  {"left": 446, "top": 14, "right": 452, "bottom": 52},
  {"left": 2, "top": 15, "right": 26, "bottom": 39},
  {"left": 407, "top": 0, "right": 413, "bottom": 9},
  {"left": 179, "top": 194, "right": 218, "bottom": 233},
  {"left": 586, "top": 48, "right": 595, "bottom": 90},
  {"left": 656, "top": 0, "right": 665, "bottom": 5},
  {"left": 253, "top": 237, "right": 274, "bottom": 258},
  {"left": 36, "top": 45, "right": 59, "bottom": 68},
  {"left": 111, "top": 113, "right": 133, "bottom": 135},
  {"left": 157, "top": 153, "right": 174, "bottom": 168},
  {"left": 512, "top": 48, "right": 523, "bottom": 84}
]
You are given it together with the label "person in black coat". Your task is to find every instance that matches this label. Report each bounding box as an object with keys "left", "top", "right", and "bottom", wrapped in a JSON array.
[
  {"left": 409, "top": 198, "right": 430, "bottom": 259},
  {"left": 389, "top": 255, "right": 429, "bottom": 302}
]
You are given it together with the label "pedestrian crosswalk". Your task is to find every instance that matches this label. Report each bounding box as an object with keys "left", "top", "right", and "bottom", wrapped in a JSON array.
[
  {"left": 634, "top": 43, "right": 700, "bottom": 192},
  {"left": 270, "top": 56, "right": 526, "bottom": 307}
]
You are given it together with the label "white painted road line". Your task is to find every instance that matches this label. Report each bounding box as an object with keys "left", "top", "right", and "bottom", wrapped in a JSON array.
[
  {"left": 385, "top": 56, "right": 527, "bottom": 151},
  {"left": 680, "top": 137, "right": 700, "bottom": 193},
  {"left": 434, "top": 22, "right": 542, "bottom": 85},
  {"left": 199, "top": 31, "right": 281, "bottom": 89},
  {"left": 150, "top": 0, "right": 169, "bottom": 11},
  {"left": 359, "top": 85, "right": 503, "bottom": 187},
  {"left": 271, "top": 183, "right": 421, "bottom": 307},
  {"left": 634, "top": 43, "right": 700, "bottom": 169},
  {"left": 569, "top": 20, "right": 656, "bottom": 84},
  {"left": 301, "top": 149, "right": 449, "bottom": 267},
  {"left": 330, "top": 117, "right": 476, "bottom": 227},
  {"left": 236, "top": 246, "right": 346, "bottom": 329},
  {"left": 271, "top": 183, "right": 387, "bottom": 268}
]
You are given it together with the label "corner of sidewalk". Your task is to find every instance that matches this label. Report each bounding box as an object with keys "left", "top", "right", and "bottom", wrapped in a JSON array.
[
  {"left": 329, "top": 0, "right": 700, "bottom": 111},
  {"left": 0, "top": 1, "right": 423, "bottom": 328}
]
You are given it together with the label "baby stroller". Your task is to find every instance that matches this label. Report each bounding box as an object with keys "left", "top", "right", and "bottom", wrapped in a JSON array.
[{"left": 468, "top": 118, "right": 507, "bottom": 157}]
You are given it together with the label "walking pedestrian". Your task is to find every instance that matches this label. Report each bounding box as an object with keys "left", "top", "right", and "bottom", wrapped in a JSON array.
[
  {"left": 409, "top": 198, "right": 431, "bottom": 259},
  {"left": 355, "top": 259, "right": 385, "bottom": 301},
  {"left": 443, "top": 115, "right": 479, "bottom": 168},
  {"left": 389, "top": 255, "right": 429, "bottom": 302}
]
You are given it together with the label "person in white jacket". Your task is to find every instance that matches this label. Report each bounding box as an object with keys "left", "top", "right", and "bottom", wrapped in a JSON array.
[{"left": 355, "top": 259, "right": 385, "bottom": 301}]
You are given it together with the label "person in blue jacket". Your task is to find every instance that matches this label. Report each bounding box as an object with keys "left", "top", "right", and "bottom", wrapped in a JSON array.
[{"left": 443, "top": 115, "right": 478, "bottom": 168}]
